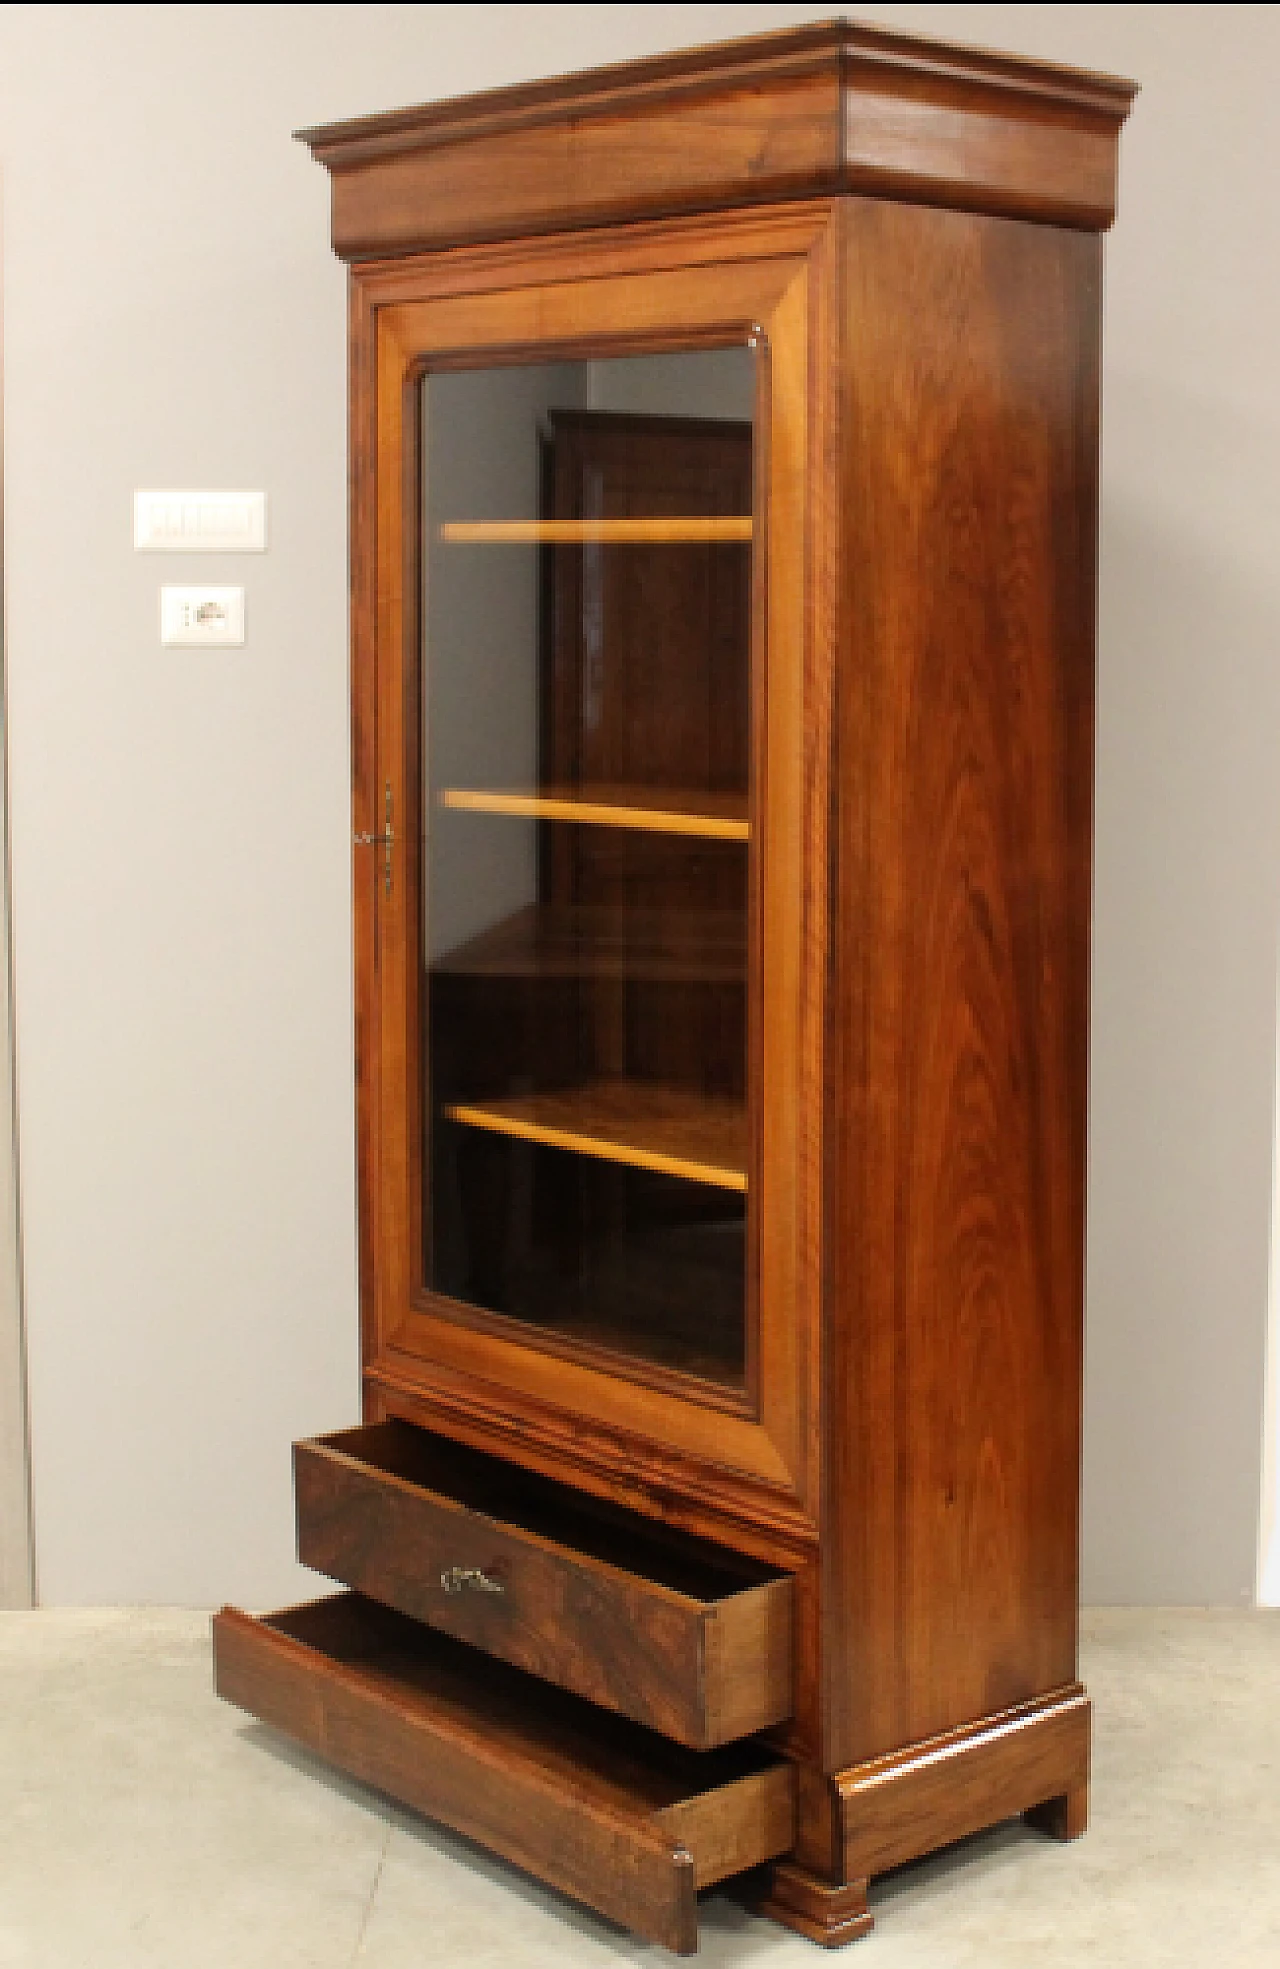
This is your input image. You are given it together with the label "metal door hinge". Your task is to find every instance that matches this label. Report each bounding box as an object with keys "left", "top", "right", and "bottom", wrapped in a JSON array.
[{"left": 355, "top": 780, "right": 394, "bottom": 894}]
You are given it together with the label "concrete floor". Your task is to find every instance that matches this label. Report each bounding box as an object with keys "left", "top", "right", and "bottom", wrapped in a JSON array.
[{"left": 0, "top": 1608, "right": 1276, "bottom": 1967}]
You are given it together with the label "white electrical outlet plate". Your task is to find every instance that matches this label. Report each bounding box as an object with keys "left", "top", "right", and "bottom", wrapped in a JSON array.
[
  {"left": 160, "top": 586, "right": 245, "bottom": 647},
  {"left": 135, "top": 489, "right": 267, "bottom": 553}
]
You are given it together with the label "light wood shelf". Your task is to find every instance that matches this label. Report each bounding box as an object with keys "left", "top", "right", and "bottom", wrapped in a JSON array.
[
  {"left": 438, "top": 517, "right": 752, "bottom": 545},
  {"left": 443, "top": 1080, "right": 747, "bottom": 1192},
  {"left": 438, "top": 785, "right": 749, "bottom": 842}
]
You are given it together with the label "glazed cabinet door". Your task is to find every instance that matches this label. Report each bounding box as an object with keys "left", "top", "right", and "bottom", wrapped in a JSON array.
[{"left": 351, "top": 207, "right": 835, "bottom": 1544}]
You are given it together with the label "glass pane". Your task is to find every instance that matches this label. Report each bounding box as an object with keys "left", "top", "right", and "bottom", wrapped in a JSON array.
[{"left": 421, "top": 347, "right": 754, "bottom": 1391}]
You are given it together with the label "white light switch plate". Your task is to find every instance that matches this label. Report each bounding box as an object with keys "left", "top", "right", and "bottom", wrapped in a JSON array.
[
  {"left": 160, "top": 586, "right": 245, "bottom": 647},
  {"left": 135, "top": 489, "right": 267, "bottom": 552}
]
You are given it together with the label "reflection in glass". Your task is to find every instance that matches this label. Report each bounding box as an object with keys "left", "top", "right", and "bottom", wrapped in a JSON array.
[{"left": 421, "top": 348, "right": 754, "bottom": 1390}]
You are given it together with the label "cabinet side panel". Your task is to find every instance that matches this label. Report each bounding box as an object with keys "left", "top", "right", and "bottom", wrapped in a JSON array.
[{"left": 826, "top": 198, "right": 1100, "bottom": 1766}]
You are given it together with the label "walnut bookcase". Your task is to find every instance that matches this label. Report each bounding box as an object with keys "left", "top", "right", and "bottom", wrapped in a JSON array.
[{"left": 213, "top": 18, "right": 1135, "bottom": 1953}]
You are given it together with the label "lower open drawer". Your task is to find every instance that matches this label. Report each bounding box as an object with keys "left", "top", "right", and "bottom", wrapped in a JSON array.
[{"left": 213, "top": 1592, "right": 795, "bottom": 1955}]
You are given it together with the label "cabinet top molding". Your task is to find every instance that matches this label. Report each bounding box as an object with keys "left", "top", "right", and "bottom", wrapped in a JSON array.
[{"left": 298, "top": 16, "right": 1137, "bottom": 261}]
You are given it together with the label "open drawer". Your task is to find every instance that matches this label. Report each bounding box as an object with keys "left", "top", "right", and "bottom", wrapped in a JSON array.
[
  {"left": 213, "top": 1592, "right": 795, "bottom": 1954},
  {"left": 293, "top": 1420, "right": 794, "bottom": 1748}
]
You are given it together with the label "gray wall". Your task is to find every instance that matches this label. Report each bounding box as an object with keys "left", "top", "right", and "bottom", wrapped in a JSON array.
[
  {"left": 0, "top": 4, "right": 1274, "bottom": 1607},
  {"left": 587, "top": 348, "right": 755, "bottom": 422},
  {"left": 0, "top": 719, "right": 31, "bottom": 1608}
]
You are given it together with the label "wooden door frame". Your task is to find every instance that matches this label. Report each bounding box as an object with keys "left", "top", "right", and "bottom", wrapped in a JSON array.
[{"left": 349, "top": 203, "right": 838, "bottom": 1561}]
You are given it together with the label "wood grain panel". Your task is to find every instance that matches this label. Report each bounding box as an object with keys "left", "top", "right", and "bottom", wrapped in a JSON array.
[
  {"left": 346, "top": 201, "right": 839, "bottom": 310},
  {"left": 443, "top": 1080, "right": 746, "bottom": 1191},
  {"left": 836, "top": 1686, "right": 1091, "bottom": 1878},
  {"left": 439, "top": 517, "right": 752, "bottom": 543},
  {"left": 294, "top": 1420, "right": 793, "bottom": 1747},
  {"left": 756, "top": 1686, "right": 1088, "bottom": 1930},
  {"left": 751, "top": 1863, "right": 874, "bottom": 1946},
  {"left": 840, "top": 61, "right": 1123, "bottom": 229},
  {"left": 369, "top": 1372, "right": 819, "bottom": 1571},
  {"left": 299, "top": 19, "right": 1134, "bottom": 256},
  {"left": 349, "top": 276, "right": 394, "bottom": 1387},
  {"left": 826, "top": 197, "right": 1101, "bottom": 1766},
  {"left": 320, "top": 67, "right": 841, "bottom": 259},
  {"left": 214, "top": 1593, "right": 796, "bottom": 1953},
  {"left": 438, "top": 785, "right": 749, "bottom": 839}
]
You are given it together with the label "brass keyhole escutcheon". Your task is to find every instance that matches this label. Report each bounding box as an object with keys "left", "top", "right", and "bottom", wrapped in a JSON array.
[{"left": 439, "top": 1565, "right": 505, "bottom": 1597}]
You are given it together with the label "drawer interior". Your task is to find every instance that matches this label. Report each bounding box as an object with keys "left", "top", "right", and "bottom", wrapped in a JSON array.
[
  {"left": 215, "top": 1590, "right": 797, "bottom": 1953},
  {"left": 259, "top": 1590, "right": 780, "bottom": 1809},
  {"left": 316, "top": 1418, "right": 781, "bottom": 1602}
]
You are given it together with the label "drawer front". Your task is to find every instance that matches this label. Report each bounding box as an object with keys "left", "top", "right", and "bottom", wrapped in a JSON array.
[
  {"left": 214, "top": 1593, "right": 796, "bottom": 1956},
  {"left": 294, "top": 1421, "right": 793, "bottom": 1748}
]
